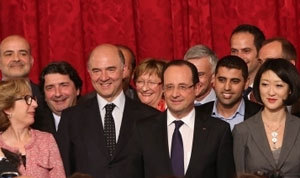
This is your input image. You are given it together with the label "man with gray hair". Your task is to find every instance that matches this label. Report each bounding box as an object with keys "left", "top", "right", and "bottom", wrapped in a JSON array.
[{"left": 184, "top": 44, "right": 217, "bottom": 105}]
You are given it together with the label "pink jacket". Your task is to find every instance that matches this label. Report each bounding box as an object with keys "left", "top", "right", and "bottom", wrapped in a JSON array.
[{"left": 0, "top": 129, "right": 66, "bottom": 178}]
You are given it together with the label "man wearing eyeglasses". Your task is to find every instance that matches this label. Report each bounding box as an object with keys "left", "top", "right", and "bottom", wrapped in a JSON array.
[
  {"left": 130, "top": 60, "right": 235, "bottom": 178},
  {"left": 0, "top": 35, "right": 43, "bottom": 106},
  {"left": 199, "top": 55, "right": 262, "bottom": 131}
]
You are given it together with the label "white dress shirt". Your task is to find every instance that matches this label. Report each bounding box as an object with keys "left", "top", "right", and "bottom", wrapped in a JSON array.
[
  {"left": 97, "top": 91, "right": 125, "bottom": 142},
  {"left": 52, "top": 112, "right": 61, "bottom": 131},
  {"left": 167, "top": 109, "right": 195, "bottom": 174}
]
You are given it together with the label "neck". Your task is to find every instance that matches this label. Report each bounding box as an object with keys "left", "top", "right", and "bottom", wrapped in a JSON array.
[
  {"left": 261, "top": 107, "right": 286, "bottom": 123},
  {"left": 216, "top": 99, "right": 242, "bottom": 118},
  {"left": 3, "top": 125, "right": 31, "bottom": 143}
]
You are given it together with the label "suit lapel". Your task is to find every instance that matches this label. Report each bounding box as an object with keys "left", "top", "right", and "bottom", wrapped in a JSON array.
[
  {"left": 113, "top": 98, "right": 133, "bottom": 158},
  {"left": 159, "top": 112, "right": 173, "bottom": 172},
  {"left": 84, "top": 97, "right": 110, "bottom": 160},
  {"left": 248, "top": 112, "right": 277, "bottom": 168},
  {"left": 277, "top": 114, "right": 300, "bottom": 169},
  {"left": 186, "top": 108, "right": 210, "bottom": 175}
]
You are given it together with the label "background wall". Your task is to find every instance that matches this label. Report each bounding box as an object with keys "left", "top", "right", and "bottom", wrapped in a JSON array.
[{"left": 0, "top": 0, "right": 299, "bottom": 93}]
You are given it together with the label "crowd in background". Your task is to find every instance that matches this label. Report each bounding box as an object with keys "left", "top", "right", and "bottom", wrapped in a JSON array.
[{"left": 0, "top": 24, "right": 299, "bottom": 178}]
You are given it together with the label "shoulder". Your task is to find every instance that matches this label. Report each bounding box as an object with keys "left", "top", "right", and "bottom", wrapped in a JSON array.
[
  {"left": 31, "top": 129, "right": 56, "bottom": 147},
  {"left": 233, "top": 111, "right": 261, "bottom": 135},
  {"left": 136, "top": 112, "right": 163, "bottom": 127},
  {"left": 125, "top": 97, "right": 160, "bottom": 115},
  {"left": 63, "top": 96, "right": 96, "bottom": 114},
  {"left": 196, "top": 101, "right": 214, "bottom": 111},
  {"left": 245, "top": 100, "right": 262, "bottom": 110},
  {"left": 31, "top": 129, "right": 55, "bottom": 140},
  {"left": 287, "top": 113, "right": 300, "bottom": 124}
]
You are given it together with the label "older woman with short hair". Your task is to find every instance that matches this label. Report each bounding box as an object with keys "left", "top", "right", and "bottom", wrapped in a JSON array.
[
  {"left": 233, "top": 58, "right": 300, "bottom": 177},
  {"left": 134, "top": 58, "right": 167, "bottom": 111},
  {"left": 0, "top": 78, "right": 65, "bottom": 178}
]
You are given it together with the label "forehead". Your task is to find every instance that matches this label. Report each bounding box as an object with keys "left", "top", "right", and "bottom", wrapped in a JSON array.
[
  {"left": 261, "top": 70, "right": 283, "bottom": 81},
  {"left": 164, "top": 65, "right": 193, "bottom": 84},
  {"left": 137, "top": 72, "right": 160, "bottom": 80},
  {"left": 0, "top": 37, "right": 30, "bottom": 52},
  {"left": 44, "top": 73, "right": 73, "bottom": 85},
  {"left": 259, "top": 41, "right": 282, "bottom": 57},
  {"left": 231, "top": 32, "right": 255, "bottom": 48},
  {"left": 89, "top": 49, "right": 122, "bottom": 68},
  {"left": 216, "top": 66, "right": 243, "bottom": 79},
  {"left": 188, "top": 57, "right": 211, "bottom": 71}
]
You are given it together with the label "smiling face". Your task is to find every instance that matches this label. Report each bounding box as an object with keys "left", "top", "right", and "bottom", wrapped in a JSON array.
[
  {"left": 88, "top": 44, "right": 125, "bottom": 102},
  {"left": 44, "top": 73, "right": 79, "bottom": 116},
  {"left": 0, "top": 36, "right": 34, "bottom": 80},
  {"left": 259, "top": 70, "right": 289, "bottom": 112},
  {"left": 231, "top": 32, "right": 260, "bottom": 78},
  {"left": 214, "top": 66, "right": 249, "bottom": 109},
  {"left": 164, "top": 65, "right": 199, "bottom": 119},
  {"left": 136, "top": 72, "right": 163, "bottom": 108}
]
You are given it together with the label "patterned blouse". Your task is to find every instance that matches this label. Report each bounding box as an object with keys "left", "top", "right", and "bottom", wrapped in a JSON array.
[{"left": 0, "top": 129, "right": 66, "bottom": 178}]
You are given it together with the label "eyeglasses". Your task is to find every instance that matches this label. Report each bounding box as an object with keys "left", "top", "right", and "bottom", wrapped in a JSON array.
[
  {"left": 15, "top": 95, "right": 37, "bottom": 105},
  {"left": 136, "top": 80, "right": 161, "bottom": 88},
  {"left": 163, "top": 84, "right": 194, "bottom": 93}
]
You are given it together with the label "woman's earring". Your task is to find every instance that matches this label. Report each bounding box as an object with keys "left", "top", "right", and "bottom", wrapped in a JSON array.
[{"left": 7, "top": 113, "right": 12, "bottom": 119}]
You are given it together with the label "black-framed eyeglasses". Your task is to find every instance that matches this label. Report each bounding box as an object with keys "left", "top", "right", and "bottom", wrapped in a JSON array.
[{"left": 14, "top": 95, "right": 37, "bottom": 105}]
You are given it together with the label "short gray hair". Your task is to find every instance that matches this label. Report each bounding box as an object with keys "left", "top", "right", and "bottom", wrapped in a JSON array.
[{"left": 183, "top": 44, "right": 218, "bottom": 73}]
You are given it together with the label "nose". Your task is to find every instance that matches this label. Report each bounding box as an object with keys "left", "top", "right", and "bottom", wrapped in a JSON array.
[
  {"left": 268, "top": 85, "right": 275, "bottom": 96},
  {"left": 13, "top": 53, "right": 21, "bottom": 61},
  {"left": 54, "top": 86, "right": 62, "bottom": 97},
  {"left": 170, "top": 87, "right": 180, "bottom": 98},
  {"left": 141, "top": 83, "right": 150, "bottom": 91},
  {"left": 224, "top": 81, "right": 231, "bottom": 91},
  {"left": 31, "top": 99, "right": 38, "bottom": 108},
  {"left": 99, "top": 71, "right": 109, "bottom": 81}
]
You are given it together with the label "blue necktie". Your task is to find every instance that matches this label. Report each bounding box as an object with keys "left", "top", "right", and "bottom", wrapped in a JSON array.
[
  {"left": 104, "top": 103, "right": 116, "bottom": 159},
  {"left": 171, "top": 120, "right": 184, "bottom": 177}
]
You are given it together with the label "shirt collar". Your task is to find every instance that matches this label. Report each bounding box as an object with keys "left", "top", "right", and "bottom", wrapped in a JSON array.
[
  {"left": 97, "top": 91, "right": 125, "bottom": 110},
  {"left": 212, "top": 98, "right": 245, "bottom": 119},
  {"left": 167, "top": 108, "right": 195, "bottom": 128}
]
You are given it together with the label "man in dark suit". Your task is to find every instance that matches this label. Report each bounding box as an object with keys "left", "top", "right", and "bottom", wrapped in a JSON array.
[
  {"left": 0, "top": 35, "right": 43, "bottom": 105},
  {"left": 200, "top": 55, "right": 261, "bottom": 130},
  {"left": 32, "top": 61, "right": 82, "bottom": 134},
  {"left": 130, "top": 60, "right": 235, "bottom": 178},
  {"left": 56, "top": 44, "right": 159, "bottom": 178}
]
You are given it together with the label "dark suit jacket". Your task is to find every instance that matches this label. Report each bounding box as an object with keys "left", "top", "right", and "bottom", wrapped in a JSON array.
[
  {"left": 30, "top": 81, "right": 44, "bottom": 107},
  {"left": 130, "top": 107, "right": 235, "bottom": 178},
  {"left": 79, "top": 85, "right": 139, "bottom": 104},
  {"left": 198, "top": 99, "right": 262, "bottom": 121},
  {"left": 56, "top": 96, "right": 160, "bottom": 178},
  {"left": 233, "top": 111, "right": 300, "bottom": 177},
  {"left": 32, "top": 105, "right": 57, "bottom": 134}
]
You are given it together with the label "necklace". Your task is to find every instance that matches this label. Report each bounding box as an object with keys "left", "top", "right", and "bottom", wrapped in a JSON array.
[{"left": 263, "top": 121, "right": 283, "bottom": 149}]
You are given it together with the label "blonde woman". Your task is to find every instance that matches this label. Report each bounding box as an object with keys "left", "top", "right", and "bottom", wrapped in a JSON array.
[{"left": 0, "top": 79, "right": 65, "bottom": 178}]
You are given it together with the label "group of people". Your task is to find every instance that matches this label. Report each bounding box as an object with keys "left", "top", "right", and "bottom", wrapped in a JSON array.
[{"left": 0, "top": 23, "right": 299, "bottom": 178}]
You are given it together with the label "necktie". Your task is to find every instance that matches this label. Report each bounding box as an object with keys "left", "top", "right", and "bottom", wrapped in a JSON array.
[
  {"left": 171, "top": 120, "right": 184, "bottom": 177},
  {"left": 104, "top": 103, "right": 116, "bottom": 158}
]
